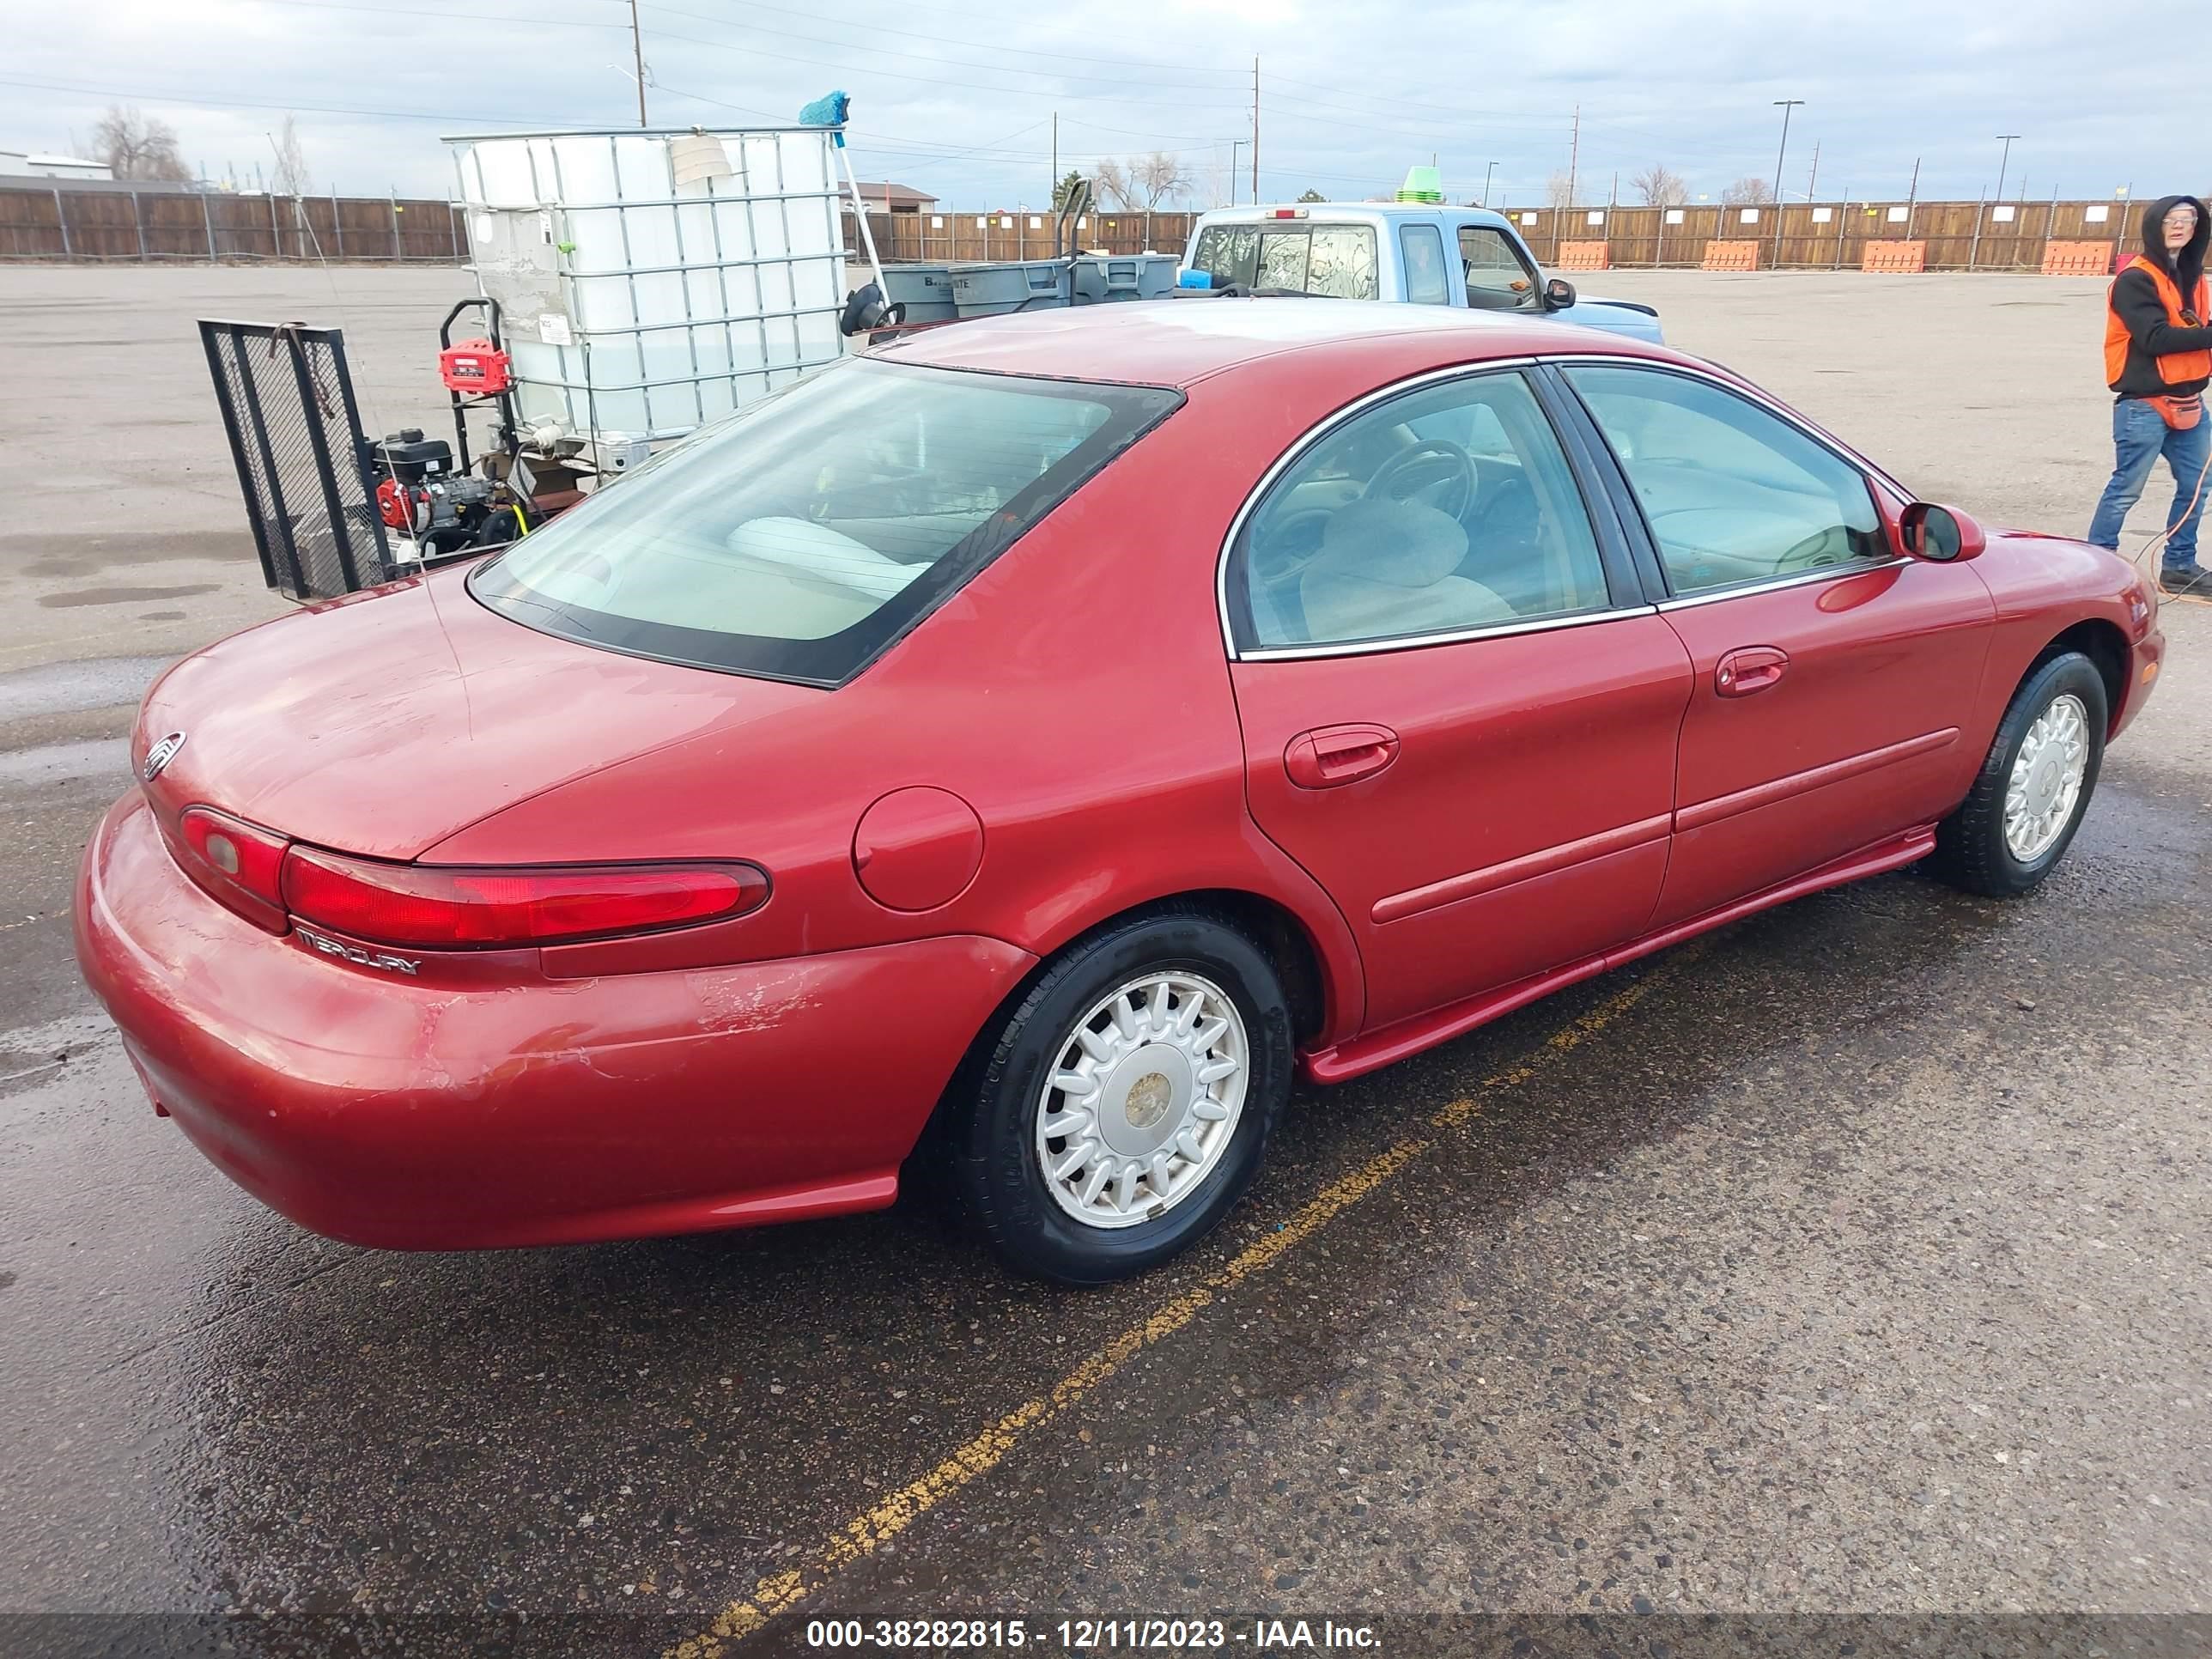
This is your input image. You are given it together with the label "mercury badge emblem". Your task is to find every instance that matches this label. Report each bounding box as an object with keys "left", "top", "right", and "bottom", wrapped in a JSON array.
[{"left": 141, "top": 732, "right": 187, "bottom": 782}]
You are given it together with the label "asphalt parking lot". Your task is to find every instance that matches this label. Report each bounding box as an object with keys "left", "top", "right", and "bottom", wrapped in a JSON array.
[{"left": 2, "top": 266, "right": 2209, "bottom": 1658}]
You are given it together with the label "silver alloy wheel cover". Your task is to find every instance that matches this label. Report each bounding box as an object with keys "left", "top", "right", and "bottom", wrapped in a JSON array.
[
  {"left": 1033, "top": 971, "right": 1250, "bottom": 1231},
  {"left": 2004, "top": 691, "right": 2090, "bottom": 864}
]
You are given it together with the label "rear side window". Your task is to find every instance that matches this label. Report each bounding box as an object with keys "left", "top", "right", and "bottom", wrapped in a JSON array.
[
  {"left": 1190, "top": 222, "right": 1378, "bottom": 299},
  {"left": 1399, "top": 224, "right": 1449, "bottom": 305},
  {"left": 470, "top": 360, "right": 1181, "bottom": 686},
  {"left": 1231, "top": 370, "right": 1611, "bottom": 652}
]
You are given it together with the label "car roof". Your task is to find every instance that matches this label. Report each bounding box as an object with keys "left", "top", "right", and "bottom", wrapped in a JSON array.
[{"left": 872, "top": 297, "right": 1674, "bottom": 390}]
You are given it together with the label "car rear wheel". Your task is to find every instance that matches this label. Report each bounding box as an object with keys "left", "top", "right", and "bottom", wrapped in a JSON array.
[
  {"left": 951, "top": 909, "right": 1293, "bottom": 1284},
  {"left": 1932, "top": 650, "right": 2107, "bottom": 898}
]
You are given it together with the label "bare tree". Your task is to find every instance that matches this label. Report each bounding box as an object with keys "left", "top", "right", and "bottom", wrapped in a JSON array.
[
  {"left": 1721, "top": 176, "right": 1777, "bottom": 205},
  {"left": 1630, "top": 164, "right": 1688, "bottom": 207},
  {"left": 1092, "top": 159, "right": 1139, "bottom": 211},
  {"left": 1546, "top": 170, "right": 1575, "bottom": 209},
  {"left": 1093, "top": 153, "right": 1188, "bottom": 248},
  {"left": 270, "top": 115, "right": 311, "bottom": 198},
  {"left": 92, "top": 105, "right": 191, "bottom": 181}
]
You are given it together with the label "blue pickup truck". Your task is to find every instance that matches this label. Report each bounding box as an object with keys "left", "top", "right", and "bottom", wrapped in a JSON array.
[{"left": 1180, "top": 202, "right": 1663, "bottom": 344}]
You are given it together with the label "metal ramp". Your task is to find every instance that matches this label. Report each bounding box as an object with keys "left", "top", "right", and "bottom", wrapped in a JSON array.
[{"left": 200, "top": 319, "right": 394, "bottom": 600}]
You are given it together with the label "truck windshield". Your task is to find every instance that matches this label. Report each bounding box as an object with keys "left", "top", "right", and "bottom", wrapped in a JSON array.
[
  {"left": 469, "top": 359, "right": 1182, "bottom": 686},
  {"left": 1190, "top": 222, "right": 1378, "bottom": 299}
]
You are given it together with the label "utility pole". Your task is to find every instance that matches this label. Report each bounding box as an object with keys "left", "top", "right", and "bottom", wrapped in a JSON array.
[
  {"left": 1994, "top": 133, "right": 2020, "bottom": 203},
  {"left": 1807, "top": 139, "right": 1819, "bottom": 202},
  {"left": 1228, "top": 139, "right": 1244, "bottom": 206},
  {"left": 1906, "top": 155, "right": 1920, "bottom": 239},
  {"left": 629, "top": 0, "right": 648, "bottom": 125},
  {"left": 1051, "top": 112, "right": 1057, "bottom": 208},
  {"left": 1251, "top": 58, "right": 1260, "bottom": 204},
  {"left": 1482, "top": 160, "right": 1497, "bottom": 207},
  {"left": 1565, "top": 103, "right": 1579, "bottom": 209},
  {"left": 1770, "top": 99, "right": 1803, "bottom": 260}
]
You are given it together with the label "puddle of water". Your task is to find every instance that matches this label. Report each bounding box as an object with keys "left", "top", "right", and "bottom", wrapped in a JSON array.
[
  {"left": 0, "top": 656, "right": 176, "bottom": 721},
  {"left": 39, "top": 585, "right": 222, "bottom": 611}
]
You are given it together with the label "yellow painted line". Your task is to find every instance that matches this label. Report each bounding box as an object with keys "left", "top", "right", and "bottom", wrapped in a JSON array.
[{"left": 670, "top": 951, "right": 1697, "bottom": 1658}]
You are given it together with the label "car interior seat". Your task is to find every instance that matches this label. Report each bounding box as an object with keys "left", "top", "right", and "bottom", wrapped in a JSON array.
[{"left": 1300, "top": 498, "right": 1514, "bottom": 643}]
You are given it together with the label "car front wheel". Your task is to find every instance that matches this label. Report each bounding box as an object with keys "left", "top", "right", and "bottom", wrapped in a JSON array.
[
  {"left": 1933, "top": 649, "right": 2107, "bottom": 897},
  {"left": 951, "top": 910, "right": 1294, "bottom": 1284}
]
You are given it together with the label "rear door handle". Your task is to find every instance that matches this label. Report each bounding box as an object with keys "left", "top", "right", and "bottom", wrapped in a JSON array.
[
  {"left": 1715, "top": 646, "right": 1790, "bottom": 698},
  {"left": 1285, "top": 724, "right": 1401, "bottom": 789}
]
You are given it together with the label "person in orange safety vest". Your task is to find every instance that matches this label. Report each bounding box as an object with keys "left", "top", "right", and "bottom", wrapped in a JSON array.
[{"left": 2089, "top": 195, "right": 2212, "bottom": 597}]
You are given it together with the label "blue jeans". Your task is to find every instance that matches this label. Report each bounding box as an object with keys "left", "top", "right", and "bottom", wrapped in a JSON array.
[{"left": 2088, "top": 395, "right": 2212, "bottom": 570}]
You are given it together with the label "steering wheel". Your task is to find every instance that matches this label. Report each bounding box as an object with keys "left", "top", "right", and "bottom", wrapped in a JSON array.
[{"left": 1364, "top": 438, "right": 1477, "bottom": 520}]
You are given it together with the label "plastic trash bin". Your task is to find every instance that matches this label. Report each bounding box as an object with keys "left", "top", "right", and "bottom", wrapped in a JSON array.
[
  {"left": 1072, "top": 253, "right": 1182, "bottom": 305},
  {"left": 878, "top": 264, "right": 958, "bottom": 324},
  {"left": 951, "top": 260, "right": 1072, "bottom": 316}
]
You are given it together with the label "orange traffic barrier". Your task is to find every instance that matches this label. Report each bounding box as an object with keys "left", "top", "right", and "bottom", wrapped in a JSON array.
[
  {"left": 1555, "top": 240, "right": 1610, "bottom": 271},
  {"left": 1701, "top": 240, "right": 1760, "bottom": 272},
  {"left": 2043, "top": 240, "right": 2116, "bottom": 276},
  {"left": 1861, "top": 240, "right": 1927, "bottom": 274}
]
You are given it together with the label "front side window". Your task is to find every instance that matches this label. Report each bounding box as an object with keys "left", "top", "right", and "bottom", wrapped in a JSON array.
[
  {"left": 1399, "top": 224, "right": 1449, "bottom": 306},
  {"left": 1458, "top": 226, "right": 1539, "bottom": 312},
  {"left": 1189, "top": 222, "right": 1379, "bottom": 298},
  {"left": 1563, "top": 365, "right": 1884, "bottom": 597},
  {"left": 471, "top": 360, "right": 1180, "bottom": 684},
  {"left": 1231, "top": 371, "right": 1611, "bottom": 651}
]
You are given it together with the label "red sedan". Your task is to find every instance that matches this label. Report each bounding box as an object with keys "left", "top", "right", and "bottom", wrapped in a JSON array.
[{"left": 77, "top": 301, "right": 2164, "bottom": 1283}]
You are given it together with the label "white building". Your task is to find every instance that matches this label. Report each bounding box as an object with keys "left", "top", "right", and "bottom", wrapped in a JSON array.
[{"left": 0, "top": 151, "right": 115, "bottom": 181}]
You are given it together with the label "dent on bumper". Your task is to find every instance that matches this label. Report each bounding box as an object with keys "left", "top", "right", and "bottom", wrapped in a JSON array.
[{"left": 75, "top": 793, "right": 1037, "bottom": 1249}]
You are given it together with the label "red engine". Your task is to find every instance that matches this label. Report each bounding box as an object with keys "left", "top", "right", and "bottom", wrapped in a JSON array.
[
  {"left": 375, "top": 477, "right": 423, "bottom": 532},
  {"left": 438, "top": 338, "right": 512, "bottom": 395}
]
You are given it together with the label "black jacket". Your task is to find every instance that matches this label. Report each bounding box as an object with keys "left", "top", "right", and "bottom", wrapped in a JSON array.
[{"left": 2110, "top": 193, "right": 2212, "bottom": 398}]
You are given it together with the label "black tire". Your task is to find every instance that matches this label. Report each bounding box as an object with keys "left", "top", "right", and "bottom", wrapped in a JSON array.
[
  {"left": 950, "top": 908, "right": 1294, "bottom": 1285},
  {"left": 1932, "top": 650, "right": 2107, "bottom": 898}
]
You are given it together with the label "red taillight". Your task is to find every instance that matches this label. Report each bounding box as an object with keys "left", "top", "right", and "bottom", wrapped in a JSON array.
[
  {"left": 177, "top": 806, "right": 290, "bottom": 929},
  {"left": 279, "top": 848, "right": 769, "bottom": 949}
]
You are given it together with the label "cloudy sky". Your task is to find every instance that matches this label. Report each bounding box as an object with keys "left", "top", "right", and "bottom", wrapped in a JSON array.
[{"left": 9, "top": 0, "right": 2203, "bottom": 210}]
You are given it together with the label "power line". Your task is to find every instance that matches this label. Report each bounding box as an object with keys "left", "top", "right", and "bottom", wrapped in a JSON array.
[
  {"left": 666, "top": 0, "right": 1253, "bottom": 79},
  {"left": 640, "top": 1, "right": 1253, "bottom": 98}
]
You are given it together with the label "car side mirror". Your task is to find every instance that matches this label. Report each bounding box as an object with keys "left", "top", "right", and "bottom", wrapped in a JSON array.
[
  {"left": 1543, "top": 276, "right": 1577, "bottom": 310},
  {"left": 1899, "top": 502, "right": 1987, "bottom": 562}
]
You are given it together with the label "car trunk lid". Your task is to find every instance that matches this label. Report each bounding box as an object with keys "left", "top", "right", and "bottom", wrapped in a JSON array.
[{"left": 136, "top": 565, "right": 818, "bottom": 861}]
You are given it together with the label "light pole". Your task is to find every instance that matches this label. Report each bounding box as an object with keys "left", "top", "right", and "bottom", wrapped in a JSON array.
[
  {"left": 1770, "top": 99, "right": 1803, "bottom": 259},
  {"left": 1482, "top": 160, "right": 1498, "bottom": 207},
  {"left": 1228, "top": 140, "right": 1245, "bottom": 206},
  {"left": 1994, "top": 133, "right": 2021, "bottom": 203}
]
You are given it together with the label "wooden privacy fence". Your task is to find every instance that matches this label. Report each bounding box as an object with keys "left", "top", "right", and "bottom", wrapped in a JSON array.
[
  {"left": 1502, "top": 199, "right": 2143, "bottom": 272},
  {"left": 3, "top": 188, "right": 2154, "bottom": 272},
  {"left": 0, "top": 188, "right": 467, "bottom": 262},
  {"left": 857, "top": 200, "right": 2147, "bottom": 273}
]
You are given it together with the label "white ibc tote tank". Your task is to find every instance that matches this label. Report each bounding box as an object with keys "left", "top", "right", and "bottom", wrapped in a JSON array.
[{"left": 447, "top": 126, "right": 848, "bottom": 462}]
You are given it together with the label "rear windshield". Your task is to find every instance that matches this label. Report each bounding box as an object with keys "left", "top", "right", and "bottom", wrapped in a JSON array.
[
  {"left": 1189, "top": 222, "right": 1378, "bottom": 299},
  {"left": 470, "top": 359, "right": 1182, "bottom": 685}
]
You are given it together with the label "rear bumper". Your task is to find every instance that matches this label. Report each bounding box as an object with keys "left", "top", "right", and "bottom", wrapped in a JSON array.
[{"left": 75, "top": 793, "right": 1036, "bottom": 1249}]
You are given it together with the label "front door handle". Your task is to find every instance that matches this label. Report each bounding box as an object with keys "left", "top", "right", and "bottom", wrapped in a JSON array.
[
  {"left": 1285, "top": 724, "right": 1401, "bottom": 789},
  {"left": 1715, "top": 646, "right": 1790, "bottom": 698}
]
